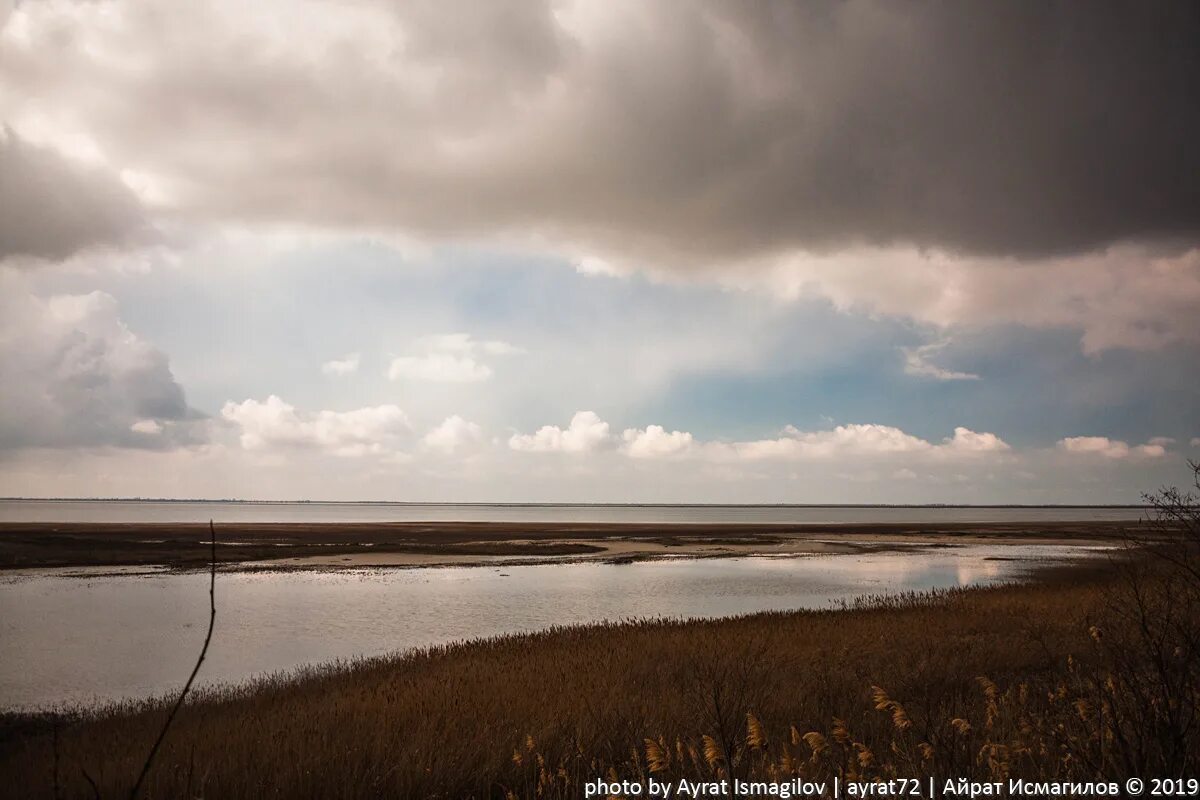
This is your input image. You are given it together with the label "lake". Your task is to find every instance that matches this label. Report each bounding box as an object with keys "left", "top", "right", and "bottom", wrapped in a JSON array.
[
  {"left": 0, "top": 499, "right": 1147, "bottom": 524},
  {"left": 0, "top": 544, "right": 1110, "bottom": 710}
]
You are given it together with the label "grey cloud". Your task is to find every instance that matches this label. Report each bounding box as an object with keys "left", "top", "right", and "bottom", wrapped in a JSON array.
[
  {"left": 691, "top": 1, "right": 1200, "bottom": 259},
  {"left": 0, "top": 276, "right": 206, "bottom": 450},
  {"left": 0, "top": 129, "right": 145, "bottom": 261},
  {"left": 3, "top": 0, "right": 1196, "bottom": 263}
]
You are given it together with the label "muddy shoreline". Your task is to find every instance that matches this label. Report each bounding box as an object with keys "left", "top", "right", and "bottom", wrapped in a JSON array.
[{"left": 0, "top": 520, "right": 1135, "bottom": 571}]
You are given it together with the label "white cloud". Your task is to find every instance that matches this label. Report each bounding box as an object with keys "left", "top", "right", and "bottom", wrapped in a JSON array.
[
  {"left": 387, "top": 353, "right": 492, "bottom": 383},
  {"left": 415, "top": 333, "right": 524, "bottom": 356},
  {"left": 1192, "top": 437, "right": 1200, "bottom": 448},
  {"left": 902, "top": 340, "right": 980, "bottom": 381},
  {"left": 321, "top": 352, "right": 360, "bottom": 376},
  {"left": 512, "top": 415, "right": 1009, "bottom": 464},
  {"left": 0, "top": 401, "right": 1186, "bottom": 503},
  {"left": 509, "top": 411, "right": 611, "bottom": 454},
  {"left": 220, "top": 395, "right": 410, "bottom": 457},
  {"left": 1057, "top": 436, "right": 1169, "bottom": 460},
  {"left": 737, "top": 245, "right": 1200, "bottom": 355},
  {"left": 0, "top": 271, "right": 203, "bottom": 450},
  {"left": 421, "top": 415, "right": 484, "bottom": 455},
  {"left": 575, "top": 255, "right": 629, "bottom": 278},
  {"left": 130, "top": 419, "right": 163, "bottom": 435},
  {"left": 719, "top": 424, "right": 930, "bottom": 460},
  {"left": 1057, "top": 436, "right": 1127, "bottom": 459},
  {"left": 944, "top": 427, "right": 1011, "bottom": 453},
  {"left": 387, "top": 333, "right": 521, "bottom": 383},
  {"left": 621, "top": 425, "right": 694, "bottom": 459},
  {"left": 707, "top": 423, "right": 1009, "bottom": 462}
]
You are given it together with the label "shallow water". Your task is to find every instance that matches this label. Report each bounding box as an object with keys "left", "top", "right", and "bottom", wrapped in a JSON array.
[
  {"left": 0, "top": 544, "right": 1107, "bottom": 710},
  {"left": 0, "top": 498, "right": 1144, "bottom": 524}
]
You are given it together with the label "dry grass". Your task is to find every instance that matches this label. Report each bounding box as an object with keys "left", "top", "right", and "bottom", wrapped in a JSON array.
[{"left": 0, "top": 567, "right": 1146, "bottom": 798}]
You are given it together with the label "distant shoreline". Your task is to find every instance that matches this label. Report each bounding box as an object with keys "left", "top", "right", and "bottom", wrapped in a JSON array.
[
  {"left": 0, "top": 497, "right": 1149, "bottom": 508},
  {"left": 0, "top": 519, "right": 1133, "bottom": 572}
]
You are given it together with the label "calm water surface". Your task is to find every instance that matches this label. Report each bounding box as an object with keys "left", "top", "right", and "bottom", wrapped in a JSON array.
[
  {"left": 0, "top": 499, "right": 1145, "bottom": 524},
  {"left": 0, "top": 544, "right": 1107, "bottom": 710}
]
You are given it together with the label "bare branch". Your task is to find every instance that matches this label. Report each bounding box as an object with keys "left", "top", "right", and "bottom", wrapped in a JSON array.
[{"left": 128, "top": 520, "right": 217, "bottom": 799}]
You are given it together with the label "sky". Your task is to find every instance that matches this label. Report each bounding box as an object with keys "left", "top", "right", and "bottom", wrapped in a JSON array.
[{"left": 0, "top": 0, "right": 1198, "bottom": 503}]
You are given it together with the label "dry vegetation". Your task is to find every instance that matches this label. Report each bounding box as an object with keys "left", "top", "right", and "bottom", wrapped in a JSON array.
[
  {"left": 0, "top": 568, "right": 1165, "bottom": 798},
  {"left": 0, "top": 471, "right": 1196, "bottom": 798}
]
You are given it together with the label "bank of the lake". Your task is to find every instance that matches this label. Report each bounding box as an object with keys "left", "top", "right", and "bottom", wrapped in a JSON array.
[
  {"left": 0, "top": 558, "right": 1137, "bottom": 799},
  {"left": 0, "top": 543, "right": 1109, "bottom": 709}
]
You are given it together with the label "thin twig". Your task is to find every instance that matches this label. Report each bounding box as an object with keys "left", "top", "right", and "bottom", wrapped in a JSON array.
[
  {"left": 128, "top": 520, "right": 217, "bottom": 799},
  {"left": 82, "top": 768, "right": 101, "bottom": 800}
]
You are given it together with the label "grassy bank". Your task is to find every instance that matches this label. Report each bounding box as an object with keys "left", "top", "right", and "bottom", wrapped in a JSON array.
[{"left": 6, "top": 557, "right": 1194, "bottom": 799}]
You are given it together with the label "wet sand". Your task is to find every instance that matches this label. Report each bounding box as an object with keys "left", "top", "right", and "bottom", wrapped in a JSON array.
[{"left": 0, "top": 520, "right": 1133, "bottom": 571}]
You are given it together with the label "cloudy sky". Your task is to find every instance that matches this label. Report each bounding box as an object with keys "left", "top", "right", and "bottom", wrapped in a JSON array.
[{"left": 1, "top": 0, "right": 1197, "bottom": 503}]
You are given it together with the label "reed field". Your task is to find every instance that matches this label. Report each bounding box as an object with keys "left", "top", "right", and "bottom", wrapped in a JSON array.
[
  {"left": 0, "top": 557, "right": 1192, "bottom": 798},
  {"left": 2, "top": 470, "right": 1197, "bottom": 798}
]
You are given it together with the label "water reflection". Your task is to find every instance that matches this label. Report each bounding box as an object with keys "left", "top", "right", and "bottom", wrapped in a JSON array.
[{"left": 0, "top": 545, "right": 1107, "bottom": 710}]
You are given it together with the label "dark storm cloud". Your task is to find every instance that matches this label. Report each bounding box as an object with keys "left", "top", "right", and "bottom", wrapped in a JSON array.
[
  {"left": 0, "top": 130, "right": 145, "bottom": 261},
  {"left": 2, "top": 0, "right": 1198, "bottom": 262},
  {"left": 692, "top": 1, "right": 1200, "bottom": 259}
]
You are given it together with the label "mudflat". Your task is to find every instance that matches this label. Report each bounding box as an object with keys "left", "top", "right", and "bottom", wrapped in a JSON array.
[{"left": 0, "top": 520, "right": 1134, "bottom": 570}]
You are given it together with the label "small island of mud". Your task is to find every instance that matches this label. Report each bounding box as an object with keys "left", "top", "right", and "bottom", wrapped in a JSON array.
[{"left": 0, "top": 519, "right": 1136, "bottom": 571}]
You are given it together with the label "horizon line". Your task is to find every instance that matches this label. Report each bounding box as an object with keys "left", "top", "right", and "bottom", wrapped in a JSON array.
[{"left": 0, "top": 497, "right": 1151, "bottom": 509}]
